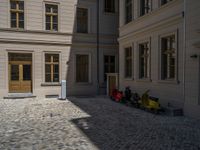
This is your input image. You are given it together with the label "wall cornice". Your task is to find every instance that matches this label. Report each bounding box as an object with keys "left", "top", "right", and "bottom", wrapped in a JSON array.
[
  {"left": 0, "top": 28, "right": 118, "bottom": 39},
  {"left": 118, "top": 13, "right": 182, "bottom": 42},
  {"left": 0, "top": 38, "right": 118, "bottom": 49}
]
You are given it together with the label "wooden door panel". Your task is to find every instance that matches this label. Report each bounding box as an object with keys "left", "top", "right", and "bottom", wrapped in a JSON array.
[{"left": 9, "top": 62, "right": 32, "bottom": 93}]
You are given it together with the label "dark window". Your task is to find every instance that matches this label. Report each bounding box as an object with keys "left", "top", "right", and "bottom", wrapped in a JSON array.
[
  {"left": 161, "top": 35, "right": 176, "bottom": 80},
  {"left": 125, "top": 47, "right": 132, "bottom": 78},
  {"left": 104, "top": 55, "right": 115, "bottom": 81},
  {"left": 77, "top": 8, "right": 88, "bottom": 33},
  {"left": 45, "top": 4, "right": 58, "bottom": 31},
  {"left": 139, "top": 42, "right": 150, "bottom": 78},
  {"left": 45, "top": 54, "right": 59, "bottom": 82},
  {"left": 76, "top": 55, "right": 89, "bottom": 82},
  {"left": 10, "top": 0, "right": 24, "bottom": 29},
  {"left": 125, "top": 0, "right": 132, "bottom": 24},
  {"left": 105, "top": 0, "right": 115, "bottom": 13},
  {"left": 161, "top": 0, "right": 172, "bottom": 5},
  {"left": 140, "top": 0, "right": 151, "bottom": 16}
]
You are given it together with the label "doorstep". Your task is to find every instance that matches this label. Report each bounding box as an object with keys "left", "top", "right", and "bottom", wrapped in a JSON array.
[{"left": 4, "top": 93, "right": 36, "bottom": 99}]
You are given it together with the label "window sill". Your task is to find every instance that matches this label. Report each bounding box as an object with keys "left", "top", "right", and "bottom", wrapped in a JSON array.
[
  {"left": 157, "top": 80, "right": 180, "bottom": 84},
  {"left": 124, "top": 77, "right": 134, "bottom": 81},
  {"left": 41, "top": 83, "right": 61, "bottom": 86},
  {"left": 103, "top": 12, "right": 117, "bottom": 16},
  {"left": 75, "top": 82, "right": 93, "bottom": 86},
  {"left": 136, "top": 78, "right": 152, "bottom": 82}
]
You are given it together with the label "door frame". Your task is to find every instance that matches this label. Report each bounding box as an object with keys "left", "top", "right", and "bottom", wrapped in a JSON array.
[{"left": 8, "top": 52, "right": 33, "bottom": 93}]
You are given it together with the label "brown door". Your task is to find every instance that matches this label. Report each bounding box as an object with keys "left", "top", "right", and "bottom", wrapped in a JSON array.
[{"left": 9, "top": 53, "right": 32, "bottom": 93}]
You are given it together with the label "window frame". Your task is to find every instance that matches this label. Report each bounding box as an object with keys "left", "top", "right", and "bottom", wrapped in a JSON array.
[
  {"left": 125, "top": 0, "right": 133, "bottom": 24},
  {"left": 43, "top": 52, "right": 61, "bottom": 84},
  {"left": 104, "top": 0, "right": 115, "bottom": 13},
  {"left": 124, "top": 46, "right": 133, "bottom": 79},
  {"left": 76, "top": 7, "right": 89, "bottom": 33},
  {"left": 138, "top": 40, "right": 151, "bottom": 80},
  {"left": 44, "top": 2, "right": 59, "bottom": 31},
  {"left": 159, "top": 31, "right": 178, "bottom": 82},
  {"left": 10, "top": 0, "right": 25, "bottom": 29},
  {"left": 104, "top": 55, "right": 116, "bottom": 82},
  {"left": 140, "top": 0, "right": 152, "bottom": 16}
]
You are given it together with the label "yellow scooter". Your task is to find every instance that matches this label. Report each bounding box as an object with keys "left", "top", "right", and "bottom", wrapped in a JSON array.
[{"left": 139, "top": 90, "right": 161, "bottom": 113}]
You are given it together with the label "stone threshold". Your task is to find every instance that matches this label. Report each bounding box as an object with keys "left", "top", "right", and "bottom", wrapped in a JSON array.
[{"left": 4, "top": 93, "right": 36, "bottom": 99}]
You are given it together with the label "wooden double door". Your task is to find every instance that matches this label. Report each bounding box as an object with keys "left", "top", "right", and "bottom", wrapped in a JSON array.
[{"left": 9, "top": 53, "right": 32, "bottom": 93}]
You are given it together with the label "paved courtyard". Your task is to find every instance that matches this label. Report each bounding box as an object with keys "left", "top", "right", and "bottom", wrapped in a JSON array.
[{"left": 0, "top": 97, "right": 200, "bottom": 150}]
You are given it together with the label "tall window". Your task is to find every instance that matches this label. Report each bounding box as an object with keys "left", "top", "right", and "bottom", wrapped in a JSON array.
[
  {"left": 125, "top": 47, "right": 132, "bottom": 78},
  {"left": 76, "top": 54, "right": 89, "bottom": 82},
  {"left": 139, "top": 42, "right": 150, "bottom": 78},
  {"left": 125, "top": 0, "right": 132, "bottom": 24},
  {"left": 45, "top": 54, "right": 59, "bottom": 82},
  {"left": 10, "top": 0, "right": 24, "bottom": 29},
  {"left": 77, "top": 8, "right": 88, "bottom": 33},
  {"left": 140, "top": 0, "right": 151, "bottom": 16},
  {"left": 104, "top": 55, "right": 115, "bottom": 81},
  {"left": 105, "top": 0, "right": 115, "bottom": 13},
  {"left": 45, "top": 4, "right": 58, "bottom": 31},
  {"left": 161, "top": 35, "right": 176, "bottom": 80},
  {"left": 161, "top": 0, "right": 172, "bottom": 5}
]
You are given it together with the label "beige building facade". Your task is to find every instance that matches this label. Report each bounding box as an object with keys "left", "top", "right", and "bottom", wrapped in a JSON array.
[
  {"left": 119, "top": 0, "right": 200, "bottom": 118},
  {"left": 0, "top": 0, "right": 119, "bottom": 98}
]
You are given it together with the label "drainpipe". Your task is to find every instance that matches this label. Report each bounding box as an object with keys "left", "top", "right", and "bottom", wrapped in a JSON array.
[
  {"left": 182, "top": 0, "right": 187, "bottom": 109},
  {"left": 96, "top": 0, "right": 100, "bottom": 95}
]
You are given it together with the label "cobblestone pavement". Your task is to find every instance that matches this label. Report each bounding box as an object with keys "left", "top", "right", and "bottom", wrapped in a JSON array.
[{"left": 0, "top": 97, "right": 200, "bottom": 150}]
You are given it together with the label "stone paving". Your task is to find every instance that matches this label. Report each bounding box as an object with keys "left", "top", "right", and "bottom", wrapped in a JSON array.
[{"left": 0, "top": 97, "right": 200, "bottom": 150}]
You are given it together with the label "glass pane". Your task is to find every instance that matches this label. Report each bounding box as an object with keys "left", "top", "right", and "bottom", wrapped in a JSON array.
[
  {"left": 110, "top": 56, "right": 115, "bottom": 63},
  {"left": 19, "top": 21, "right": 24, "bottom": 28},
  {"left": 45, "top": 4, "right": 51, "bottom": 13},
  {"left": 11, "top": 12, "right": 16, "bottom": 20},
  {"left": 10, "top": 1, "right": 16, "bottom": 9},
  {"left": 9, "top": 53, "right": 32, "bottom": 61},
  {"left": 46, "top": 23, "right": 51, "bottom": 30},
  {"left": 19, "top": 13, "right": 24, "bottom": 21},
  {"left": 53, "top": 73, "right": 59, "bottom": 82},
  {"left": 54, "top": 64, "right": 59, "bottom": 73},
  {"left": 45, "top": 64, "right": 51, "bottom": 73},
  {"left": 53, "top": 24, "right": 58, "bottom": 31},
  {"left": 52, "top": 5, "right": 58, "bottom": 13},
  {"left": 18, "top": 1, "right": 24, "bottom": 10},
  {"left": 23, "top": 65, "right": 31, "bottom": 81},
  {"left": 53, "top": 16, "right": 58, "bottom": 23},
  {"left": 46, "top": 15, "right": 51, "bottom": 23},
  {"left": 45, "top": 74, "right": 51, "bottom": 82},
  {"left": 11, "top": 65, "right": 19, "bottom": 81},
  {"left": 11, "top": 20, "right": 17, "bottom": 28},
  {"left": 53, "top": 54, "right": 59, "bottom": 62}
]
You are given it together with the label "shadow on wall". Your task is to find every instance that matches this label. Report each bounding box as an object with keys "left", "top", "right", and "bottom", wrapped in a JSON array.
[{"left": 65, "top": 0, "right": 98, "bottom": 96}]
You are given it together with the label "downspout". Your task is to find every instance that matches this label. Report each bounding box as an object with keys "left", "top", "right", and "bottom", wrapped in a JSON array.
[
  {"left": 96, "top": 0, "right": 100, "bottom": 95},
  {"left": 183, "top": 0, "right": 186, "bottom": 107}
]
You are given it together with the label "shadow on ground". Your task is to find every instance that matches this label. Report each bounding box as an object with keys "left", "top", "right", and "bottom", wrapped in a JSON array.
[{"left": 69, "top": 97, "right": 200, "bottom": 150}]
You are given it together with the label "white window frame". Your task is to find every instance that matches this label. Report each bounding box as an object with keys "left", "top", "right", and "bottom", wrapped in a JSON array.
[
  {"left": 159, "top": 31, "right": 178, "bottom": 82},
  {"left": 42, "top": 51, "right": 61, "bottom": 84},
  {"left": 139, "top": 0, "right": 152, "bottom": 16},
  {"left": 137, "top": 38, "right": 151, "bottom": 81},
  {"left": 43, "top": 1, "right": 60, "bottom": 32}
]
